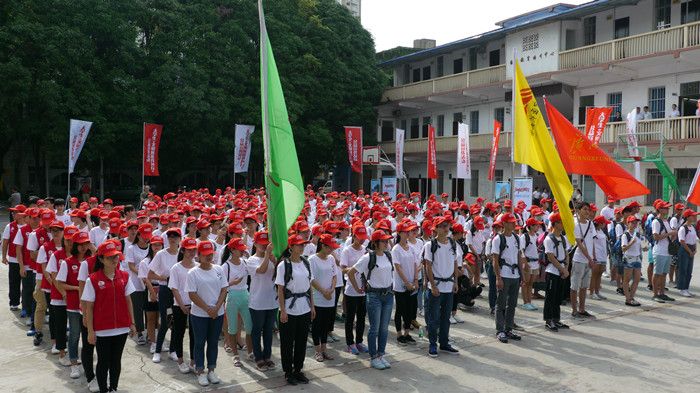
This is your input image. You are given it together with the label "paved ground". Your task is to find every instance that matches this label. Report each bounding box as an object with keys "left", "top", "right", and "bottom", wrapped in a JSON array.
[{"left": 1, "top": 213, "right": 699, "bottom": 392}]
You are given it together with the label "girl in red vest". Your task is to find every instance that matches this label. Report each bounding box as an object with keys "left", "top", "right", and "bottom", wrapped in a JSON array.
[
  {"left": 82, "top": 240, "right": 136, "bottom": 393},
  {"left": 47, "top": 225, "right": 78, "bottom": 365}
]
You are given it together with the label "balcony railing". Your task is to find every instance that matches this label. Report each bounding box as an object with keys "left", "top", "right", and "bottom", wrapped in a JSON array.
[
  {"left": 380, "top": 131, "right": 512, "bottom": 155},
  {"left": 560, "top": 21, "right": 700, "bottom": 70},
  {"left": 382, "top": 64, "right": 507, "bottom": 102}
]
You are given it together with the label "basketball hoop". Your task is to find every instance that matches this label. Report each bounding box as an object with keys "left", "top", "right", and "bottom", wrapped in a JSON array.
[{"left": 632, "top": 156, "right": 642, "bottom": 162}]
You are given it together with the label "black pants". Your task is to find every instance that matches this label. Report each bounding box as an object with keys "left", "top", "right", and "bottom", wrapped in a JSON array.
[
  {"left": 311, "top": 306, "right": 334, "bottom": 346},
  {"left": 81, "top": 324, "right": 95, "bottom": 382},
  {"left": 330, "top": 287, "right": 342, "bottom": 332},
  {"left": 8, "top": 263, "right": 21, "bottom": 307},
  {"left": 456, "top": 277, "right": 482, "bottom": 307},
  {"left": 394, "top": 291, "right": 417, "bottom": 332},
  {"left": 156, "top": 285, "right": 174, "bottom": 353},
  {"left": 130, "top": 291, "right": 146, "bottom": 333},
  {"left": 171, "top": 306, "right": 194, "bottom": 360},
  {"left": 345, "top": 295, "right": 366, "bottom": 345},
  {"left": 52, "top": 304, "right": 67, "bottom": 351},
  {"left": 95, "top": 333, "right": 128, "bottom": 393},
  {"left": 21, "top": 271, "right": 35, "bottom": 317},
  {"left": 279, "top": 312, "right": 310, "bottom": 374},
  {"left": 544, "top": 272, "right": 564, "bottom": 322}
]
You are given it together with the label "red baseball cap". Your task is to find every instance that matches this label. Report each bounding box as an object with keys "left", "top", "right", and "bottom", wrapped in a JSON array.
[
  {"left": 9, "top": 204, "right": 27, "bottom": 213},
  {"left": 72, "top": 232, "right": 91, "bottom": 244},
  {"left": 49, "top": 220, "right": 65, "bottom": 230},
  {"left": 180, "top": 238, "right": 198, "bottom": 249},
  {"left": 525, "top": 218, "right": 543, "bottom": 227},
  {"left": 108, "top": 218, "right": 122, "bottom": 234},
  {"left": 451, "top": 224, "right": 464, "bottom": 234},
  {"left": 593, "top": 215, "right": 611, "bottom": 225},
  {"left": 549, "top": 212, "right": 562, "bottom": 224},
  {"left": 287, "top": 234, "right": 308, "bottom": 246},
  {"left": 254, "top": 231, "right": 270, "bottom": 246},
  {"left": 70, "top": 209, "right": 86, "bottom": 219},
  {"left": 352, "top": 225, "right": 368, "bottom": 240},
  {"left": 682, "top": 209, "right": 698, "bottom": 218},
  {"left": 370, "top": 231, "right": 392, "bottom": 242},
  {"left": 197, "top": 240, "right": 215, "bottom": 256},
  {"left": 473, "top": 216, "right": 486, "bottom": 230},
  {"left": 626, "top": 215, "right": 640, "bottom": 223},
  {"left": 138, "top": 223, "right": 153, "bottom": 240},
  {"left": 626, "top": 201, "right": 642, "bottom": 209},
  {"left": 323, "top": 220, "right": 340, "bottom": 234},
  {"left": 97, "top": 241, "right": 121, "bottom": 257},
  {"left": 432, "top": 216, "right": 449, "bottom": 229},
  {"left": 319, "top": 234, "right": 340, "bottom": 249},
  {"left": 40, "top": 209, "right": 56, "bottom": 225},
  {"left": 227, "top": 238, "right": 247, "bottom": 252},
  {"left": 196, "top": 220, "right": 211, "bottom": 230},
  {"left": 64, "top": 225, "right": 79, "bottom": 240},
  {"left": 500, "top": 213, "right": 517, "bottom": 223}
]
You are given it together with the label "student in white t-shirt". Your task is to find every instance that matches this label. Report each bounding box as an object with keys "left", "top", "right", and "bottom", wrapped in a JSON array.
[
  {"left": 340, "top": 226, "right": 369, "bottom": 355},
  {"left": 222, "top": 238, "right": 253, "bottom": 367},
  {"left": 165, "top": 237, "right": 196, "bottom": 374},
  {"left": 309, "top": 234, "right": 339, "bottom": 363},
  {"left": 125, "top": 231, "right": 153, "bottom": 346},
  {"left": 392, "top": 221, "right": 420, "bottom": 346},
  {"left": 590, "top": 216, "right": 610, "bottom": 301},
  {"left": 186, "top": 240, "right": 227, "bottom": 387},
  {"left": 276, "top": 234, "right": 315, "bottom": 385},
  {"left": 543, "top": 212, "right": 570, "bottom": 332},
  {"left": 520, "top": 218, "right": 542, "bottom": 311},
  {"left": 677, "top": 210, "right": 698, "bottom": 297},
  {"left": 621, "top": 216, "right": 644, "bottom": 306},
  {"left": 246, "top": 231, "right": 277, "bottom": 372}
]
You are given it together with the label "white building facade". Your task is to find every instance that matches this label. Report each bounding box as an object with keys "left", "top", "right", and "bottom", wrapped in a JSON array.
[
  {"left": 375, "top": 0, "right": 700, "bottom": 206},
  {"left": 336, "top": 0, "right": 361, "bottom": 20}
]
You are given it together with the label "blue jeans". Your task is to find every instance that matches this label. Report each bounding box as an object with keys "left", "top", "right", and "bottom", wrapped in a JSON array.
[
  {"left": 486, "top": 262, "right": 497, "bottom": 310},
  {"left": 366, "top": 291, "right": 393, "bottom": 358},
  {"left": 249, "top": 308, "right": 277, "bottom": 362},
  {"left": 67, "top": 311, "right": 82, "bottom": 361},
  {"left": 190, "top": 315, "right": 224, "bottom": 371},
  {"left": 677, "top": 246, "right": 695, "bottom": 290},
  {"left": 156, "top": 285, "right": 174, "bottom": 353},
  {"left": 424, "top": 291, "right": 453, "bottom": 347}
]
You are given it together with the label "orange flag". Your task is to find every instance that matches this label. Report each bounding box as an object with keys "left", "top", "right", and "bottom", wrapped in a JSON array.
[{"left": 544, "top": 99, "right": 650, "bottom": 201}]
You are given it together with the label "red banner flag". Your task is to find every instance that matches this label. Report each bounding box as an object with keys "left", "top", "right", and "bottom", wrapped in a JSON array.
[
  {"left": 427, "top": 125, "right": 437, "bottom": 179},
  {"left": 584, "top": 107, "right": 613, "bottom": 145},
  {"left": 143, "top": 123, "right": 163, "bottom": 177},
  {"left": 488, "top": 120, "right": 502, "bottom": 181},
  {"left": 687, "top": 161, "right": 700, "bottom": 206},
  {"left": 544, "top": 100, "right": 649, "bottom": 200},
  {"left": 344, "top": 126, "right": 363, "bottom": 173}
]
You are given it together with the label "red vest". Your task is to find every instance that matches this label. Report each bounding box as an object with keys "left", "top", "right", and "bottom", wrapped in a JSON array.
[
  {"left": 63, "top": 256, "right": 82, "bottom": 312},
  {"left": 40, "top": 241, "right": 58, "bottom": 292},
  {"left": 89, "top": 269, "right": 132, "bottom": 332},
  {"left": 7, "top": 222, "right": 18, "bottom": 258},
  {"left": 18, "top": 225, "right": 34, "bottom": 272},
  {"left": 49, "top": 249, "right": 67, "bottom": 302}
]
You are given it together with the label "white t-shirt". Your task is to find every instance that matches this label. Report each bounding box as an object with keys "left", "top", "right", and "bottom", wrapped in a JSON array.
[
  {"left": 309, "top": 254, "right": 336, "bottom": 308},
  {"left": 353, "top": 253, "right": 393, "bottom": 290},
  {"left": 77, "top": 259, "right": 91, "bottom": 282},
  {"left": 340, "top": 245, "right": 366, "bottom": 297},
  {"left": 544, "top": 234, "right": 569, "bottom": 276},
  {"left": 490, "top": 234, "right": 522, "bottom": 279},
  {"left": 466, "top": 230, "right": 485, "bottom": 255},
  {"left": 2, "top": 224, "right": 17, "bottom": 263},
  {"left": 56, "top": 213, "right": 72, "bottom": 227},
  {"left": 223, "top": 260, "right": 249, "bottom": 291},
  {"left": 593, "top": 229, "right": 608, "bottom": 262},
  {"left": 679, "top": 225, "right": 697, "bottom": 246},
  {"left": 302, "top": 243, "right": 316, "bottom": 258},
  {"left": 391, "top": 243, "right": 419, "bottom": 292},
  {"left": 149, "top": 248, "right": 179, "bottom": 285},
  {"left": 185, "top": 265, "right": 227, "bottom": 318},
  {"left": 520, "top": 232, "right": 540, "bottom": 270},
  {"left": 81, "top": 275, "right": 135, "bottom": 336},
  {"left": 422, "top": 239, "right": 462, "bottom": 293},
  {"left": 572, "top": 219, "right": 595, "bottom": 263},
  {"left": 125, "top": 244, "right": 149, "bottom": 292},
  {"left": 600, "top": 206, "right": 615, "bottom": 222},
  {"left": 169, "top": 262, "right": 197, "bottom": 306},
  {"left": 652, "top": 218, "right": 671, "bottom": 256},
  {"left": 246, "top": 255, "right": 277, "bottom": 310},
  {"left": 275, "top": 260, "right": 313, "bottom": 316},
  {"left": 621, "top": 231, "right": 642, "bottom": 258},
  {"left": 89, "top": 226, "right": 109, "bottom": 247}
]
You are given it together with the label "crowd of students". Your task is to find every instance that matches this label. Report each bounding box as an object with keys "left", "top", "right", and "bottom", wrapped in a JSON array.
[{"left": 1, "top": 188, "right": 697, "bottom": 391}]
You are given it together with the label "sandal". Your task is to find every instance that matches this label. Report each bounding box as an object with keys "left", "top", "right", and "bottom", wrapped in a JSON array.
[
  {"left": 233, "top": 356, "right": 242, "bottom": 367},
  {"left": 314, "top": 352, "right": 324, "bottom": 362},
  {"left": 322, "top": 352, "right": 334, "bottom": 361},
  {"left": 224, "top": 344, "right": 233, "bottom": 353},
  {"left": 256, "top": 360, "right": 269, "bottom": 371}
]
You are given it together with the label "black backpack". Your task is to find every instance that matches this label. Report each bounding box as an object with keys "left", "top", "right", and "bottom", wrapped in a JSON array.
[
  {"left": 429, "top": 237, "right": 457, "bottom": 257},
  {"left": 569, "top": 220, "right": 592, "bottom": 262},
  {"left": 546, "top": 233, "right": 567, "bottom": 265},
  {"left": 283, "top": 256, "right": 311, "bottom": 285},
  {"left": 363, "top": 251, "right": 393, "bottom": 290},
  {"left": 497, "top": 233, "right": 521, "bottom": 274}
]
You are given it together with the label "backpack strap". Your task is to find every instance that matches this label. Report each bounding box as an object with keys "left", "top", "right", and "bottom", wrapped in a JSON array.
[{"left": 497, "top": 234, "right": 520, "bottom": 275}]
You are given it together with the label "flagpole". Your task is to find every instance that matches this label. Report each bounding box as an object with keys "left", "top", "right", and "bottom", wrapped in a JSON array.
[
  {"left": 259, "top": 0, "right": 273, "bottom": 232},
  {"left": 510, "top": 48, "right": 516, "bottom": 201},
  {"left": 142, "top": 122, "right": 145, "bottom": 195}
]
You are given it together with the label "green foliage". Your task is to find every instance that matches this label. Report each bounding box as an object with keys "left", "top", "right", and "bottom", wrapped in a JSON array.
[{"left": 0, "top": 0, "right": 386, "bottom": 189}]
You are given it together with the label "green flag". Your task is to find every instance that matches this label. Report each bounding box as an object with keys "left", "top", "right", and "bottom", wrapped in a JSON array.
[{"left": 259, "top": 0, "right": 305, "bottom": 258}]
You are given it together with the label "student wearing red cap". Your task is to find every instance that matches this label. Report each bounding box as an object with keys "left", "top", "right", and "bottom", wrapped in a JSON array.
[
  {"left": 246, "top": 231, "right": 277, "bottom": 372},
  {"left": 82, "top": 241, "right": 137, "bottom": 393},
  {"left": 570, "top": 202, "right": 596, "bottom": 318},
  {"left": 47, "top": 225, "right": 78, "bottom": 358},
  {"left": 309, "top": 234, "right": 339, "bottom": 362},
  {"left": 222, "top": 238, "right": 253, "bottom": 367},
  {"left": 392, "top": 221, "right": 420, "bottom": 345},
  {"left": 186, "top": 240, "right": 228, "bottom": 386},
  {"left": 520, "top": 218, "right": 542, "bottom": 311},
  {"left": 590, "top": 216, "right": 610, "bottom": 301},
  {"left": 33, "top": 220, "right": 64, "bottom": 346},
  {"left": 167, "top": 237, "right": 197, "bottom": 373},
  {"left": 543, "top": 213, "right": 570, "bottom": 331},
  {"left": 651, "top": 201, "right": 676, "bottom": 303},
  {"left": 621, "top": 216, "right": 644, "bottom": 306},
  {"left": 124, "top": 224, "right": 153, "bottom": 346},
  {"left": 88, "top": 212, "right": 110, "bottom": 247},
  {"left": 3, "top": 204, "right": 27, "bottom": 311},
  {"left": 677, "top": 209, "right": 697, "bottom": 297},
  {"left": 340, "top": 225, "right": 369, "bottom": 355},
  {"left": 137, "top": 233, "right": 166, "bottom": 356}
]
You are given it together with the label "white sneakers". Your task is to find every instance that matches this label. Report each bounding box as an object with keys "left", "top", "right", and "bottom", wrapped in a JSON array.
[
  {"left": 69, "top": 365, "right": 81, "bottom": 379},
  {"left": 150, "top": 343, "right": 156, "bottom": 354},
  {"left": 679, "top": 290, "right": 692, "bottom": 297},
  {"left": 58, "top": 355, "right": 72, "bottom": 367},
  {"left": 51, "top": 345, "right": 60, "bottom": 355},
  {"left": 87, "top": 378, "right": 100, "bottom": 393},
  {"left": 152, "top": 353, "right": 161, "bottom": 363},
  {"left": 452, "top": 314, "right": 464, "bottom": 323},
  {"left": 197, "top": 373, "right": 210, "bottom": 386},
  {"left": 449, "top": 316, "right": 458, "bottom": 324},
  {"left": 169, "top": 352, "right": 179, "bottom": 362},
  {"left": 178, "top": 362, "right": 191, "bottom": 374},
  {"left": 208, "top": 371, "right": 221, "bottom": 384}
]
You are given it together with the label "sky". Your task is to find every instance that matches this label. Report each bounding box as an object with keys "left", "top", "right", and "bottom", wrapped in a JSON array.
[{"left": 362, "top": 0, "right": 590, "bottom": 52}]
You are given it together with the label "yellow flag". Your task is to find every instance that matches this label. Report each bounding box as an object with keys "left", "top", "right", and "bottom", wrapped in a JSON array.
[{"left": 513, "top": 60, "right": 575, "bottom": 242}]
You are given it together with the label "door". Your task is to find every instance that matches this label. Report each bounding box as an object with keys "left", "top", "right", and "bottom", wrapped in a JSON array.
[
  {"left": 489, "top": 49, "right": 500, "bottom": 67},
  {"left": 579, "top": 95, "right": 595, "bottom": 125},
  {"left": 565, "top": 29, "right": 576, "bottom": 50},
  {"left": 614, "top": 17, "right": 630, "bottom": 39},
  {"left": 452, "top": 179, "right": 465, "bottom": 201}
]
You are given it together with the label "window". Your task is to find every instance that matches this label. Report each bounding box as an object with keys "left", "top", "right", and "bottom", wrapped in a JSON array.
[
  {"left": 452, "top": 178, "right": 465, "bottom": 201},
  {"left": 489, "top": 49, "right": 500, "bottom": 67},
  {"left": 583, "top": 16, "right": 596, "bottom": 46},
  {"left": 422, "top": 66, "right": 431, "bottom": 81},
  {"left": 381, "top": 120, "right": 393, "bottom": 142},
  {"left": 468, "top": 48, "right": 478, "bottom": 71},
  {"left": 582, "top": 175, "right": 596, "bottom": 202},
  {"left": 470, "top": 170, "right": 479, "bottom": 197},
  {"left": 413, "top": 68, "right": 421, "bottom": 83},
  {"left": 494, "top": 169, "right": 504, "bottom": 182},
  {"left": 402, "top": 64, "right": 410, "bottom": 85},
  {"left": 437, "top": 170, "right": 444, "bottom": 195},
  {"left": 469, "top": 110, "right": 479, "bottom": 134},
  {"left": 607, "top": 92, "right": 623, "bottom": 121},
  {"left": 422, "top": 117, "right": 431, "bottom": 138},
  {"left": 675, "top": 168, "right": 697, "bottom": 203},
  {"left": 614, "top": 17, "right": 630, "bottom": 39},
  {"left": 655, "top": 0, "right": 671, "bottom": 29},
  {"left": 410, "top": 117, "right": 419, "bottom": 139},
  {"left": 494, "top": 108, "right": 505, "bottom": 127},
  {"left": 649, "top": 87, "right": 666, "bottom": 118},
  {"left": 452, "top": 112, "right": 463, "bottom": 135},
  {"left": 437, "top": 114, "right": 445, "bottom": 137},
  {"left": 646, "top": 168, "right": 663, "bottom": 205},
  {"left": 682, "top": 0, "right": 700, "bottom": 24},
  {"left": 579, "top": 95, "right": 595, "bottom": 125},
  {"left": 453, "top": 58, "right": 463, "bottom": 74},
  {"left": 400, "top": 119, "right": 407, "bottom": 133},
  {"left": 437, "top": 56, "right": 444, "bottom": 77}
]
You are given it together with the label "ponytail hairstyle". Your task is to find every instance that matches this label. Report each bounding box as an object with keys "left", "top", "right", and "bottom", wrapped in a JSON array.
[
  {"left": 280, "top": 247, "right": 292, "bottom": 260},
  {"left": 71, "top": 242, "right": 93, "bottom": 259},
  {"left": 315, "top": 239, "right": 324, "bottom": 254},
  {"left": 176, "top": 247, "right": 186, "bottom": 262},
  {"left": 93, "top": 255, "right": 105, "bottom": 272},
  {"left": 221, "top": 246, "right": 232, "bottom": 265}
]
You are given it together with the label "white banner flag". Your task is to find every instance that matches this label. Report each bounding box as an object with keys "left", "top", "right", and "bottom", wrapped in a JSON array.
[
  {"left": 234, "top": 124, "right": 255, "bottom": 173},
  {"left": 626, "top": 109, "right": 641, "bottom": 180},
  {"left": 456, "top": 123, "right": 471, "bottom": 179},
  {"left": 395, "top": 128, "right": 405, "bottom": 179},
  {"left": 68, "top": 119, "right": 93, "bottom": 174}
]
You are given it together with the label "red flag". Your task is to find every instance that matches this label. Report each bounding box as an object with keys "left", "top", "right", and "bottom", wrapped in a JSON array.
[
  {"left": 427, "top": 125, "right": 437, "bottom": 179},
  {"left": 143, "top": 123, "right": 163, "bottom": 177},
  {"left": 344, "top": 126, "right": 363, "bottom": 173},
  {"left": 687, "top": 161, "right": 700, "bottom": 206},
  {"left": 488, "top": 120, "right": 502, "bottom": 181},
  {"left": 544, "top": 100, "right": 649, "bottom": 200},
  {"left": 584, "top": 107, "right": 612, "bottom": 145}
]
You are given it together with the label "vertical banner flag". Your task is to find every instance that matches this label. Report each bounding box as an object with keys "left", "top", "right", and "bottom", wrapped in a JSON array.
[
  {"left": 344, "top": 126, "right": 363, "bottom": 173},
  {"left": 382, "top": 178, "right": 397, "bottom": 200},
  {"left": 456, "top": 123, "right": 471, "bottom": 179},
  {"left": 488, "top": 120, "right": 502, "bottom": 181},
  {"left": 68, "top": 119, "right": 93, "bottom": 174},
  {"left": 259, "top": 0, "right": 305, "bottom": 258},
  {"left": 143, "top": 123, "right": 163, "bottom": 176},
  {"left": 626, "top": 108, "right": 642, "bottom": 180},
  {"left": 234, "top": 124, "right": 255, "bottom": 173},
  {"left": 395, "top": 128, "right": 405, "bottom": 179},
  {"left": 427, "top": 124, "right": 437, "bottom": 179},
  {"left": 513, "top": 177, "right": 534, "bottom": 210},
  {"left": 584, "top": 107, "right": 612, "bottom": 145},
  {"left": 686, "top": 161, "right": 700, "bottom": 206}
]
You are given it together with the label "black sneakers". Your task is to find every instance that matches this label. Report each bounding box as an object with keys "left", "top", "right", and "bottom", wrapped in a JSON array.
[
  {"left": 545, "top": 321, "right": 558, "bottom": 332},
  {"left": 397, "top": 336, "right": 408, "bottom": 346},
  {"left": 404, "top": 334, "right": 416, "bottom": 345},
  {"left": 505, "top": 331, "right": 521, "bottom": 341},
  {"left": 554, "top": 321, "right": 569, "bottom": 329},
  {"left": 294, "top": 371, "right": 309, "bottom": 384},
  {"left": 285, "top": 373, "right": 298, "bottom": 386}
]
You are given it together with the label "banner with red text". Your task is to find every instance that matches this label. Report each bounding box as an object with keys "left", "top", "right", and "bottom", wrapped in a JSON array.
[
  {"left": 234, "top": 124, "right": 255, "bottom": 173},
  {"left": 344, "top": 126, "right": 363, "bottom": 173},
  {"left": 143, "top": 123, "right": 163, "bottom": 176},
  {"left": 68, "top": 119, "right": 93, "bottom": 174},
  {"left": 584, "top": 107, "right": 612, "bottom": 145},
  {"left": 395, "top": 128, "right": 405, "bottom": 179},
  {"left": 427, "top": 125, "right": 437, "bottom": 179},
  {"left": 456, "top": 123, "right": 471, "bottom": 179},
  {"left": 488, "top": 120, "right": 502, "bottom": 181}
]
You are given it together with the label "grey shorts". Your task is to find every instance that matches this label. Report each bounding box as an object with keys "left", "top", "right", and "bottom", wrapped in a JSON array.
[
  {"left": 570, "top": 262, "right": 592, "bottom": 291},
  {"left": 653, "top": 254, "right": 671, "bottom": 275}
]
